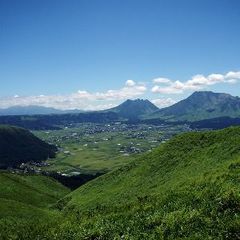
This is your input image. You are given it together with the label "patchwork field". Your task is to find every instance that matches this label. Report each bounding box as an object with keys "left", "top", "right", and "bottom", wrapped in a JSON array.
[{"left": 33, "top": 123, "right": 190, "bottom": 174}]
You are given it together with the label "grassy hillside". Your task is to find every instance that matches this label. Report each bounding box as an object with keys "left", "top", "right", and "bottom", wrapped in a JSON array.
[
  {"left": 0, "top": 172, "right": 70, "bottom": 239},
  {"left": 1, "top": 127, "right": 240, "bottom": 239},
  {"left": 0, "top": 172, "right": 69, "bottom": 208},
  {"left": 0, "top": 125, "right": 57, "bottom": 168},
  {"left": 57, "top": 127, "right": 240, "bottom": 239},
  {"left": 0, "top": 172, "right": 69, "bottom": 219}
]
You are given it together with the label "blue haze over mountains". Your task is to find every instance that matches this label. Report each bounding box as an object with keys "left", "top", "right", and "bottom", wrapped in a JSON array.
[{"left": 1, "top": 91, "right": 240, "bottom": 122}]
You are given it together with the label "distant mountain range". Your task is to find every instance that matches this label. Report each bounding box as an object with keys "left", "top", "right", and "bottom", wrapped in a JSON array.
[
  {"left": 105, "top": 91, "right": 240, "bottom": 122},
  {"left": 0, "top": 105, "right": 84, "bottom": 116},
  {"left": 149, "top": 91, "right": 240, "bottom": 121},
  {"left": 0, "top": 91, "right": 240, "bottom": 128},
  {"left": 0, "top": 99, "right": 159, "bottom": 120}
]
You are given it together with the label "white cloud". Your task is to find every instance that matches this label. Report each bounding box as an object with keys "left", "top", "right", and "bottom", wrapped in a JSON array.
[
  {"left": 125, "top": 79, "right": 136, "bottom": 87},
  {"left": 152, "top": 85, "right": 183, "bottom": 94},
  {"left": 0, "top": 80, "right": 147, "bottom": 110},
  {"left": 81, "top": 103, "right": 118, "bottom": 111},
  {"left": 152, "top": 77, "right": 172, "bottom": 84},
  {"left": 151, "top": 98, "right": 176, "bottom": 108},
  {"left": 225, "top": 71, "right": 240, "bottom": 79},
  {"left": 227, "top": 79, "right": 238, "bottom": 84},
  {"left": 151, "top": 71, "right": 240, "bottom": 94}
]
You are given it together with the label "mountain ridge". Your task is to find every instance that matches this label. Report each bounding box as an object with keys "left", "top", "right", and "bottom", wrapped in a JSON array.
[
  {"left": 1, "top": 91, "right": 240, "bottom": 125},
  {"left": 149, "top": 91, "right": 240, "bottom": 121}
]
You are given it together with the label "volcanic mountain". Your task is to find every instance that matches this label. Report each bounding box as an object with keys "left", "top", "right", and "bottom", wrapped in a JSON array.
[
  {"left": 150, "top": 91, "right": 240, "bottom": 121},
  {"left": 106, "top": 99, "right": 159, "bottom": 120}
]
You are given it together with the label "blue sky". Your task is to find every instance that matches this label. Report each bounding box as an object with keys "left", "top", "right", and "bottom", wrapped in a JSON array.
[{"left": 0, "top": 0, "right": 240, "bottom": 110}]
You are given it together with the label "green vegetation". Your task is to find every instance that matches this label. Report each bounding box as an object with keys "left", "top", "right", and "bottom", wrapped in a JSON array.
[
  {"left": 0, "top": 172, "right": 69, "bottom": 208},
  {"left": 34, "top": 123, "right": 187, "bottom": 174},
  {"left": 0, "top": 172, "right": 70, "bottom": 239},
  {"left": 1, "top": 127, "right": 239, "bottom": 239},
  {"left": 36, "top": 130, "right": 137, "bottom": 174},
  {"left": 56, "top": 127, "right": 240, "bottom": 239},
  {"left": 0, "top": 125, "right": 57, "bottom": 168}
]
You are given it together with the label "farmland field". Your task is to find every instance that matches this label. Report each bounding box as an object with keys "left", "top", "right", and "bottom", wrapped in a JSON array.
[{"left": 33, "top": 122, "right": 191, "bottom": 175}]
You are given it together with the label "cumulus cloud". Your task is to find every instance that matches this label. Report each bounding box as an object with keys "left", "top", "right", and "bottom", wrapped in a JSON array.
[
  {"left": 71, "top": 80, "right": 146, "bottom": 102},
  {"left": 225, "top": 71, "right": 240, "bottom": 79},
  {"left": 152, "top": 77, "right": 172, "bottom": 84},
  {"left": 151, "top": 98, "right": 176, "bottom": 108},
  {"left": 0, "top": 80, "right": 147, "bottom": 110},
  {"left": 152, "top": 84, "right": 183, "bottom": 94},
  {"left": 125, "top": 79, "right": 136, "bottom": 87},
  {"left": 151, "top": 71, "right": 240, "bottom": 94}
]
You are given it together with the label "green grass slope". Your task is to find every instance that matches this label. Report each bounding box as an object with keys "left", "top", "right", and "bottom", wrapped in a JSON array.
[
  {"left": 0, "top": 172, "right": 70, "bottom": 209},
  {"left": 0, "top": 125, "right": 57, "bottom": 168},
  {"left": 1, "top": 127, "right": 240, "bottom": 239},
  {"left": 56, "top": 127, "right": 240, "bottom": 239},
  {"left": 0, "top": 172, "right": 70, "bottom": 239}
]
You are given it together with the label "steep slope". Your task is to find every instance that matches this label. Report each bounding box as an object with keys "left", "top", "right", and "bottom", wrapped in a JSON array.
[
  {"left": 0, "top": 172, "right": 70, "bottom": 239},
  {"left": 0, "top": 172, "right": 70, "bottom": 209},
  {"left": 106, "top": 99, "right": 159, "bottom": 120},
  {"left": 150, "top": 91, "right": 240, "bottom": 121},
  {"left": 0, "top": 125, "right": 57, "bottom": 168},
  {"left": 56, "top": 127, "right": 240, "bottom": 239},
  {"left": 1, "top": 127, "right": 240, "bottom": 239}
]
